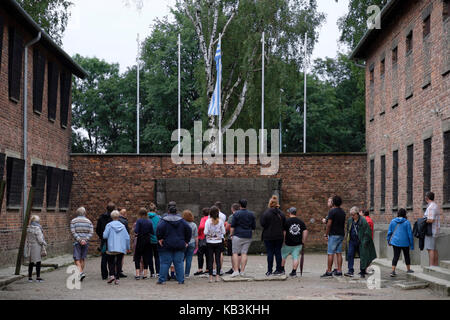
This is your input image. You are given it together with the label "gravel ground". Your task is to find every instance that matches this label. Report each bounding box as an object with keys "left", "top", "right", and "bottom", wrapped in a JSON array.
[{"left": 0, "top": 254, "right": 448, "bottom": 300}]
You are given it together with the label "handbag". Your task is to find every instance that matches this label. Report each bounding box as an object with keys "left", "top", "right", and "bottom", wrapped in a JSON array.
[
  {"left": 41, "top": 246, "right": 47, "bottom": 257},
  {"left": 388, "top": 223, "right": 400, "bottom": 246}
]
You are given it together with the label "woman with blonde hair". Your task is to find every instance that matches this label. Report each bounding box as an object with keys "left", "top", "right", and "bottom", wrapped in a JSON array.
[
  {"left": 204, "top": 206, "right": 225, "bottom": 282},
  {"left": 182, "top": 210, "right": 198, "bottom": 278},
  {"left": 260, "top": 195, "right": 286, "bottom": 276},
  {"left": 25, "top": 215, "right": 47, "bottom": 282}
]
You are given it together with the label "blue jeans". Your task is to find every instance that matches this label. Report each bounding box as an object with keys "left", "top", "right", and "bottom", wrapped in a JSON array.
[
  {"left": 347, "top": 240, "right": 362, "bottom": 274},
  {"left": 158, "top": 249, "right": 185, "bottom": 283},
  {"left": 264, "top": 239, "right": 283, "bottom": 273},
  {"left": 184, "top": 242, "right": 196, "bottom": 276}
]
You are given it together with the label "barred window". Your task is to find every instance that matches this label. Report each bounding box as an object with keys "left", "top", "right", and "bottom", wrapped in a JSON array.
[
  {"left": 47, "top": 61, "right": 59, "bottom": 121},
  {"left": 6, "top": 157, "right": 25, "bottom": 209},
  {"left": 380, "top": 155, "right": 386, "bottom": 211},
  {"left": 31, "top": 164, "right": 46, "bottom": 209},
  {"left": 58, "top": 170, "right": 73, "bottom": 210},
  {"left": 59, "top": 72, "right": 72, "bottom": 128},
  {"left": 444, "top": 131, "right": 450, "bottom": 204},
  {"left": 393, "top": 150, "right": 399, "bottom": 210},
  {"left": 392, "top": 46, "right": 398, "bottom": 65},
  {"left": 406, "top": 31, "right": 413, "bottom": 54},
  {"left": 8, "top": 27, "right": 23, "bottom": 102},
  {"left": 33, "top": 48, "right": 46, "bottom": 114},
  {"left": 444, "top": 0, "right": 449, "bottom": 21},
  {"left": 423, "top": 138, "right": 432, "bottom": 205},
  {"left": 46, "top": 167, "right": 61, "bottom": 209},
  {"left": 407, "top": 145, "right": 414, "bottom": 208},
  {"left": 370, "top": 159, "right": 375, "bottom": 211}
]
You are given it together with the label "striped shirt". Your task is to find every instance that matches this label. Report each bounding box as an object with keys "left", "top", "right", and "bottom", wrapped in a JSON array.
[{"left": 70, "top": 216, "right": 94, "bottom": 242}]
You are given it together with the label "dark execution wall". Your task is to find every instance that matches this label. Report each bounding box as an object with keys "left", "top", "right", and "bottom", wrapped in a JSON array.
[{"left": 69, "top": 153, "right": 367, "bottom": 253}]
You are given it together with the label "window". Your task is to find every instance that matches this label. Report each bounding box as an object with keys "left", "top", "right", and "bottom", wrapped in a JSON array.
[
  {"left": 47, "top": 61, "right": 59, "bottom": 121},
  {"left": 423, "top": 15, "right": 431, "bottom": 38},
  {"left": 444, "top": 131, "right": 450, "bottom": 204},
  {"left": 392, "top": 150, "right": 399, "bottom": 210},
  {"left": 0, "top": 16, "right": 4, "bottom": 71},
  {"left": 406, "top": 145, "right": 414, "bottom": 209},
  {"left": 31, "top": 164, "right": 46, "bottom": 209},
  {"left": 46, "top": 167, "right": 61, "bottom": 209},
  {"left": 59, "top": 72, "right": 72, "bottom": 128},
  {"left": 423, "top": 138, "right": 432, "bottom": 206},
  {"left": 0, "top": 153, "right": 5, "bottom": 181},
  {"left": 33, "top": 48, "right": 46, "bottom": 114},
  {"left": 444, "top": 0, "right": 449, "bottom": 21},
  {"left": 380, "top": 58, "right": 385, "bottom": 77},
  {"left": 6, "top": 157, "right": 25, "bottom": 209},
  {"left": 370, "top": 66, "right": 375, "bottom": 83},
  {"left": 58, "top": 170, "right": 73, "bottom": 210},
  {"left": 380, "top": 155, "right": 386, "bottom": 211},
  {"left": 392, "top": 46, "right": 398, "bottom": 65},
  {"left": 406, "top": 31, "right": 413, "bottom": 54},
  {"left": 8, "top": 27, "right": 23, "bottom": 102},
  {"left": 370, "top": 159, "right": 375, "bottom": 211}
]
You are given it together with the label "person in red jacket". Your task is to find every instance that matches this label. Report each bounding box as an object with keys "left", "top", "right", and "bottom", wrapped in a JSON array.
[
  {"left": 194, "top": 208, "right": 210, "bottom": 275},
  {"left": 361, "top": 209, "right": 374, "bottom": 239}
]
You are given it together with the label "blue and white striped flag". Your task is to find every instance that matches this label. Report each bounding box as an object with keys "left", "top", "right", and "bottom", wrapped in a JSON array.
[{"left": 207, "top": 41, "right": 222, "bottom": 116}]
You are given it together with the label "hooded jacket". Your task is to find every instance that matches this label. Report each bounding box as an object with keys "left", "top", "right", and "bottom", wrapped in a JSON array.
[
  {"left": 260, "top": 207, "right": 286, "bottom": 241},
  {"left": 96, "top": 212, "right": 112, "bottom": 243},
  {"left": 156, "top": 213, "right": 192, "bottom": 251},
  {"left": 344, "top": 216, "right": 377, "bottom": 270},
  {"left": 148, "top": 212, "right": 161, "bottom": 244},
  {"left": 387, "top": 217, "right": 414, "bottom": 250},
  {"left": 103, "top": 220, "right": 130, "bottom": 254}
]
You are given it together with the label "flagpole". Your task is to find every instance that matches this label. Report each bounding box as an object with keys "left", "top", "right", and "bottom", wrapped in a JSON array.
[
  {"left": 218, "top": 33, "right": 222, "bottom": 154},
  {"left": 137, "top": 33, "right": 140, "bottom": 155},
  {"left": 261, "top": 31, "right": 265, "bottom": 153},
  {"left": 303, "top": 33, "right": 307, "bottom": 154},
  {"left": 178, "top": 33, "right": 181, "bottom": 154}
]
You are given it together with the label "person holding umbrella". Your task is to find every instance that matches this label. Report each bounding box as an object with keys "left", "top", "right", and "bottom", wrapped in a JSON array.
[{"left": 281, "top": 207, "right": 308, "bottom": 277}]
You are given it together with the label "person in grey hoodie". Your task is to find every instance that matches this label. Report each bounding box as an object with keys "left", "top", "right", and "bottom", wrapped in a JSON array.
[{"left": 156, "top": 201, "right": 192, "bottom": 284}]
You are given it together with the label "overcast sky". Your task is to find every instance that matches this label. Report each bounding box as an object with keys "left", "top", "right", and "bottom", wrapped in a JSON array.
[{"left": 62, "top": 0, "right": 350, "bottom": 73}]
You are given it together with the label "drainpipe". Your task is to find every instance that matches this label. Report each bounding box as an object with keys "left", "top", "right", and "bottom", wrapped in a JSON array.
[{"left": 23, "top": 32, "right": 41, "bottom": 220}]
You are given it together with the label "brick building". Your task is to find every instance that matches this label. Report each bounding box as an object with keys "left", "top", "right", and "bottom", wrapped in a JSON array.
[
  {"left": 0, "top": 0, "right": 86, "bottom": 266},
  {"left": 351, "top": 0, "right": 450, "bottom": 262}
]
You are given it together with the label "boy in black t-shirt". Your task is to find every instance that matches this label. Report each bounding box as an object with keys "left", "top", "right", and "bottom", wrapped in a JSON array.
[{"left": 281, "top": 207, "right": 308, "bottom": 277}]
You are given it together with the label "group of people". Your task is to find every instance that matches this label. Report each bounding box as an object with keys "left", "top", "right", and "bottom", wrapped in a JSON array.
[{"left": 23, "top": 191, "right": 441, "bottom": 285}]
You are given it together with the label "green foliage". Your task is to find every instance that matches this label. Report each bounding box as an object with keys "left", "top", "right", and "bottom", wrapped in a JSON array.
[{"left": 16, "top": 0, "right": 73, "bottom": 45}]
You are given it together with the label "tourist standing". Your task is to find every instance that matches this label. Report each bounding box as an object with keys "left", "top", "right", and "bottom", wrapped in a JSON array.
[
  {"left": 194, "top": 207, "right": 210, "bottom": 275},
  {"left": 148, "top": 203, "right": 161, "bottom": 277},
  {"left": 260, "top": 195, "right": 286, "bottom": 276},
  {"left": 183, "top": 210, "right": 198, "bottom": 278},
  {"left": 424, "top": 192, "right": 440, "bottom": 266},
  {"left": 281, "top": 207, "right": 308, "bottom": 277},
  {"left": 204, "top": 206, "right": 226, "bottom": 282},
  {"left": 225, "top": 203, "right": 241, "bottom": 274},
  {"left": 134, "top": 208, "right": 154, "bottom": 280},
  {"left": 387, "top": 208, "right": 414, "bottom": 277},
  {"left": 25, "top": 215, "right": 47, "bottom": 283},
  {"left": 344, "top": 207, "right": 377, "bottom": 278},
  {"left": 321, "top": 195, "right": 346, "bottom": 278},
  {"left": 156, "top": 201, "right": 192, "bottom": 284},
  {"left": 214, "top": 201, "right": 227, "bottom": 275},
  {"left": 361, "top": 209, "right": 374, "bottom": 239},
  {"left": 102, "top": 210, "right": 130, "bottom": 285},
  {"left": 229, "top": 199, "right": 256, "bottom": 277},
  {"left": 96, "top": 202, "right": 115, "bottom": 280},
  {"left": 70, "top": 207, "right": 94, "bottom": 281}
]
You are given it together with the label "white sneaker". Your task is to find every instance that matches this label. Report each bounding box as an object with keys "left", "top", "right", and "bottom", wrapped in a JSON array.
[
  {"left": 239, "top": 272, "right": 246, "bottom": 277},
  {"left": 213, "top": 270, "right": 217, "bottom": 276},
  {"left": 230, "top": 271, "right": 240, "bottom": 278}
]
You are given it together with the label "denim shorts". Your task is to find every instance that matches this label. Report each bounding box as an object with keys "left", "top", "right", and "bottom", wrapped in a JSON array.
[
  {"left": 327, "top": 235, "right": 344, "bottom": 255},
  {"left": 73, "top": 243, "right": 88, "bottom": 260}
]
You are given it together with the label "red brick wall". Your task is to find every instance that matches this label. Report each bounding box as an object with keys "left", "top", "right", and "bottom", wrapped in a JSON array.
[
  {"left": 69, "top": 154, "right": 367, "bottom": 252},
  {"left": 364, "top": 0, "right": 450, "bottom": 225},
  {"left": 0, "top": 7, "right": 74, "bottom": 266}
]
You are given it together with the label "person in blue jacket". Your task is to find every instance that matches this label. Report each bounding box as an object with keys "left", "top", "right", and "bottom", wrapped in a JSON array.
[
  {"left": 148, "top": 203, "right": 161, "bottom": 277},
  {"left": 103, "top": 210, "right": 130, "bottom": 285},
  {"left": 156, "top": 201, "right": 192, "bottom": 285},
  {"left": 387, "top": 208, "right": 414, "bottom": 277}
]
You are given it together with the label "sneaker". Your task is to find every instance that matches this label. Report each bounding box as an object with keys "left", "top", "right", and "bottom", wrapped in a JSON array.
[
  {"left": 36, "top": 278, "right": 44, "bottom": 283},
  {"left": 178, "top": 281, "right": 184, "bottom": 284},
  {"left": 79, "top": 272, "right": 86, "bottom": 282},
  {"left": 390, "top": 271, "right": 397, "bottom": 277},
  {"left": 119, "top": 272, "right": 127, "bottom": 278},
  {"left": 194, "top": 271, "right": 204, "bottom": 276},
  {"left": 332, "top": 269, "right": 338, "bottom": 275},
  {"left": 273, "top": 270, "right": 285, "bottom": 276},
  {"left": 150, "top": 273, "right": 156, "bottom": 278},
  {"left": 344, "top": 272, "right": 354, "bottom": 277},
  {"left": 213, "top": 270, "right": 217, "bottom": 276},
  {"left": 289, "top": 271, "right": 297, "bottom": 277},
  {"left": 239, "top": 272, "right": 246, "bottom": 277},
  {"left": 219, "top": 270, "right": 224, "bottom": 276},
  {"left": 209, "top": 279, "right": 214, "bottom": 283},
  {"left": 156, "top": 281, "right": 165, "bottom": 285},
  {"left": 320, "top": 271, "right": 333, "bottom": 278},
  {"left": 114, "top": 279, "right": 120, "bottom": 285},
  {"left": 28, "top": 278, "right": 33, "bottom": 283},
  {"left": 334, "top": 271, "right": 343, "bottom": 276},
  {"left": 107, "top": 276, "right": 115, "bottom": 284},
  {"left": 225, "top": 268, "right": 234, "bottom": 275},
  {"left": 185, "top": 275, "right": 190, "bottom": 279},
  {"left": 135, "top": 276, "right": 140, "bottom": 280},
  {"left": 230, "top": 271, "right": 240, "bottom": 278},
  {"left": 359, "top": 273, "right": 365, "bottom": 279},
  {"left": 265, "top": 271, "right": 272, "bottom": 276},
  {"left": 406, "top": 269, "right": 414, "bottom": 274}
]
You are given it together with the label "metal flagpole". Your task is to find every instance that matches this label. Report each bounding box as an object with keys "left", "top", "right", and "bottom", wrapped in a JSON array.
[
  {"left": 280, "top": 89, "right": 283, "bottom": 154},
  {"left": 261, "top": 31, "right": 265, "bottom": 153},
  {"left": 178, "top": 33, "right": 181, "bottom": 154},
  {"left": 137, "top": 33, "right": 140, "bottom": 155},
  {"left": 218, "top": 33, "right": 222, "bottom": 154},
  {"left": 303, "top": 33, "right": 307, "bottom": 154}
]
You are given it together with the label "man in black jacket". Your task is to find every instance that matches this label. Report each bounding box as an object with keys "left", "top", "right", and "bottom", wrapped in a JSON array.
[{"left": 96, "top": 202, "right": 115, "bottom": 280}]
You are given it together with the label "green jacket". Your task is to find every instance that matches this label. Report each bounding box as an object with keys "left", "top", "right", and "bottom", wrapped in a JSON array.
[{"left": 345, "top": 216, "right": 377, "bottom": 270}]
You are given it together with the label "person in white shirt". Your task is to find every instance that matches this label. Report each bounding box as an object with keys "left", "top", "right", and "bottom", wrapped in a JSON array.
[
  {"left": 424, "top": 192, "right": 440, "bottom": 266},
  {"left": 214, "top": 201, "right": 226, "bottom": 275},
  {"left": 204, "top": 206, "right": 225, "bottom": 283}
]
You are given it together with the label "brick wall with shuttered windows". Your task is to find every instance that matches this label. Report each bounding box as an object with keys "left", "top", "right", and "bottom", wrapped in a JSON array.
[{"left": 33, "top": 48, "right": 46, "bottom": 114}]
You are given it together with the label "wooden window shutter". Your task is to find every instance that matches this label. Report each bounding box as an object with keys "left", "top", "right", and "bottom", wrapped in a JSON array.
[
  {"left": 0, "top": 16, "right": 4, "bottom": 71},
  {"left": 444, "top": 131, "right": 450, "bottom": 204},
  {"left": 380, "top": 155, "right": 386, "bottom": 210},
  {"left": 0, "top": 153, "right": 5, "bottom": 181},
  {"left": 423, "top": 138, "right": 432, "bottom": 205},
  {"left": 31, "top": 164, "right": 46, "bottom": 209},
  {"left": 6, "top": 157, "right": 25, "bottom": 209},
  {"left": 8, "top": 27, "right": 24, "bottom": 102},
  {"left": 392, "top": 150, "right": 399, "bottom": 210},
  {"left": 47, "top": 61, "right": 59, "bottom": 121},
  {"left": 406, "top": 145, "right": 414, "bottom": 208},
  {"left": 58, "top": 170, "right": 73, "bottom": 210},
  {"left": 33, "top": 48, "right": 46, "bottom": 114},
  {"left": 59, "top": 71, "right": 72, "bottom": 128},
  {"left": 370, "top": 159, "right": 375, "bottom": 210},
  {"left": 46, "top": 167, "right": 61, "bottom": 209}
]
